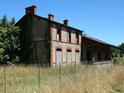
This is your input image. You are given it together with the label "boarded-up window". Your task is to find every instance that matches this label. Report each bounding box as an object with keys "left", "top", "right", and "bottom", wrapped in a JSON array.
[
  {"left": 67, "top": 49, "right": 71, "bottom": 64},
  {"left": 76, "top": 50, "right": 79, "bottom": 63},
  {"left": 56, "top": 49, "right": 62, "bottom": 65}
]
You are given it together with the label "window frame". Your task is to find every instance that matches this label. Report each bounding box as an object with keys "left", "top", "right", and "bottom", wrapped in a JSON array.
[
  {"left": 76, "top": 32, "right": 79, "bottom": 44},
  {"left": 57, "top": 27, "right": 61, "bottom": 41},
  {"left": 67, "top": 30, "right": 71, "bottom": 43}
]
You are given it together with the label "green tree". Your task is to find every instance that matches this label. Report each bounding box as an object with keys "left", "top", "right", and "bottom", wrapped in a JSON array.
[
  {"left": 0, "top": 15, "right": 20, "bottom": 64},
  {"left": 119, "top": 43, "right": 124, "bottom": 55},
  {"left": 110, "top": 47, "right": 120, "bottom": 58}
]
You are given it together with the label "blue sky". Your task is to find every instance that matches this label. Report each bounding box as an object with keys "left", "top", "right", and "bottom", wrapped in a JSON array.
[{"left": 0, "top": 0, "right": 124, "bottom": 46}]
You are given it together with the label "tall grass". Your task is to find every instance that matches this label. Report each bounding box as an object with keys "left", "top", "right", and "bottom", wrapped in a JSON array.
[{"left": 0, "top": 64, "right": 124, "bottom": 93}]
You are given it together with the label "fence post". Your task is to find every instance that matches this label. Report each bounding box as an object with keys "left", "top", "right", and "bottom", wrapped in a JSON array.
[
  {"left": 93, "top": 63, "right": 95, "bottom": 77},
  {"left": 85, "top": 61, "right": 88, "bottom": 76},
  {"left": 74, "top": 62, "right": 76, "bottom": 86},
  {"left": 90, "top": 62, "right": 92, "bottom": 73},
  {"left": 4, "top": 64, "right": 6, "bottom": 93},
  {"left": 101, "top": 63, "right": 102, "bottom": 70},
  {"left": 59, "top": 62, "right": 62, "bottom": 90},
  {"left": 111, "top": 60, "right": 113, "bottom": 67},
  {"left": 38, "top": 63, "right": 40, "bottom": 89}
]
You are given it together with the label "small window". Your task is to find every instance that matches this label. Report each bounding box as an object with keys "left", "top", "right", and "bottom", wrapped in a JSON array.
[
  {"left": 67, "top": 31, "right": 71, "bottom": 43},
  {"left": 57, "top": 28, "right": 61, "bottom": 41},
  {"left": 76, "top": 33, "right": 79, "bottom": 44},
  {"left": 57, "top": 48, "right": 62, "bottom": 51},
  {"left": 76, "top": 50, "right": 79, "bottom": 52},
  {"left": 67, "top": 49, "right": 71, "bottom": 52}
]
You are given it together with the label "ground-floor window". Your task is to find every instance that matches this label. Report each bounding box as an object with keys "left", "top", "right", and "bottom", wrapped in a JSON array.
[
  {"left": 76, "top": 50, "right": 79, "bottom": 63},
  {"left": 67, "top": 49, "right": 72, "bottom": 64},
  {"left": 56, "top": 49, "right": 62, "bottom": 65}
]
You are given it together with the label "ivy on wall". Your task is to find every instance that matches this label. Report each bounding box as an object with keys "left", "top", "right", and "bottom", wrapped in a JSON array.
[
  {"left": 44, "top": 21, "right": 51, "bottom": 63},
  {"left": 17, "top": 14, "right": 33, "bottom": 63},
  {"left": 17, "top": 14, "right": 51, "bottom": 63}
]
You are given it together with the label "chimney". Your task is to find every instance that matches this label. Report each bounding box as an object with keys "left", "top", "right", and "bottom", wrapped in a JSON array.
[
  {"left": 64, "top": 19, "right": 68, "bottom": 25},
  {"left": 25, "top": 5, "right": 37, "bottom": 14},
  {"left": 48, "top": 14, "right": 54, "bottom": 20}
]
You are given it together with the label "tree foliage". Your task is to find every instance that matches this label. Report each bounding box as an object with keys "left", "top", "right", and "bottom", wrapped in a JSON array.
[
  {"left": 0, "top": 15, "right": 20, "bottom": 64},
  {"left": 110, "top": 47, "right": 120, "bottom": 58},
  {"left": 111, "top": 43, "right": 124, "bottom": 58},
  {"left": 119, "top": 43, "right": 124, "bottom": 54}
]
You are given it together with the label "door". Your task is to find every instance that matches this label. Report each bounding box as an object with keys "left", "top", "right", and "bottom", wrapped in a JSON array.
[
  {"left": 67, "top": 50, "right": 71, "bottom": 64},
  {"left": 56, "top": 49, "right": 62, "bottom": 65},
  {"left": 76, "top": 50, "right": 79, "bottom": 63},
  {"left": 98, "top": 51, "right": 101, "bottom": 61},
  {"left": 87, "top": 50, "right": 92, "bottom": 61},
  {"left": 105, "top": 52, "right": 108, "bottom": 60}
]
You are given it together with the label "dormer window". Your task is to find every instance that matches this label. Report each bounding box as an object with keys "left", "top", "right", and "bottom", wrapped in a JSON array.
[
  {"left": 76, "top": 33, "right": 79, "bottom": 44},
  {"left": 57, "top": 28, "right": 61, "bottom": 41},
  {"left": 67, "top": 31, "right": 71, "bottom": 43}
]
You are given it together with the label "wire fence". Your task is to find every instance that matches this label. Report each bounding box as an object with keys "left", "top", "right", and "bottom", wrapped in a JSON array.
[{"left": 0, "top": 61, "right": 114, "bottom": 93}]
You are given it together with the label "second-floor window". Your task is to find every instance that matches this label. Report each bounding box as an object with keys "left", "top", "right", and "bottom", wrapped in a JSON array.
[
  {"left": 76, "top": 33, "right": 79, "bottom": 44},
  {"left": 57, "top": 28, "right": 61, "bottom": 41},
  {"left": 67, "top": 31, "right": 71, "bottom": 43}
]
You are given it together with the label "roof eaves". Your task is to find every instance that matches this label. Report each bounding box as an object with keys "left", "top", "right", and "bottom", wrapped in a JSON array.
[
  {"left": 15, "top": 13, "right": 84, "bottom": 33},
  {"left": 15, "top": 14, "right": 27, "bottom": 26},
  {"left": 82, "top": 35, "right": 119, "bottom": 49},
  {"left": 30, "top": 13, "right": 84, "bottom": 33}
]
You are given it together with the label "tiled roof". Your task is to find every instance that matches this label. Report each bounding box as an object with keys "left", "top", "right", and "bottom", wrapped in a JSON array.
[
  {"left": 15, "top": 13, "right": 83, "bottom": 33},
  {"left": 82, "top": 35, "right": 119, "bottom": 49}
]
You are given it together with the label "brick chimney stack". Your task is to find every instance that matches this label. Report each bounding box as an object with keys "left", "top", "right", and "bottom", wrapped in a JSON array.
[
  {"left": 64, "top": 19, "right": 68, "bottom": 25},
  {"left": 25, "top": 5, "right": 37, "bottom": 14},
  {"left": 48, "top": 14, "right": 54, "bottom": 20}
]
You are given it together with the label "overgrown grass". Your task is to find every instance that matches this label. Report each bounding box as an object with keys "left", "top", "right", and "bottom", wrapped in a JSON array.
[{"left": 0, "top": 63, "right": 124, "bottom": 93}]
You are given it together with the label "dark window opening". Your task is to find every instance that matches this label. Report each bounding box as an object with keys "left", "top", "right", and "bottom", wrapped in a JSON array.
[
  {"left": 57, "top": 48, "right": 61, "bottom": 51},
  {"left": 76, "top": 33, "right": 79, "bottom": 44},
  {"left": 98, "top": 52, "right": 102, "bottom": 61},
  {"left": 76, "top": 50, "right": 79, "bottom": 52},
  {"left": 87, "top": 50, "right": 92, "bottom": 61},
  {"left": 57, "top": 29, "right": 61, "bottom": 41},
  {"left": 105, "top": 52, "right": 109, "bottom": 60},
  {"left": 67, "top": 31, "right": 71, "bottom": 43},
  {"left": 67, "top": 49, "right": 71, "bottom": 52}
]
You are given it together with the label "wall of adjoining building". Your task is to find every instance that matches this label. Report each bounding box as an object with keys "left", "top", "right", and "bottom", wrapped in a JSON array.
[
  {"left": 85, "top": 46, "right": 111, "bottom": 61},
  {"left": 81, "top": 37, "right": 111, "bottom": 62}
]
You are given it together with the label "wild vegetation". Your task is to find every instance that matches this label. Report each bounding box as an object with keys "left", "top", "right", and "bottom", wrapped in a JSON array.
[
  {"left": 0, "top": 60, "right": 124, "bottom": 93},
  {"left": 111, "top": 43, "right": 124, "bottom": 58},
  {"left": 0, "top": 15, "right": 124, "bottom": 93},
  {"left": 0, "top": 15, "right": 20, "bottom": 64}
]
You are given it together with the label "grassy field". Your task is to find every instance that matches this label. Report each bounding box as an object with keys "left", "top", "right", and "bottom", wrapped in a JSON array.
[{"left": 0, "top": 63, "right": 124, "bottom": 93}]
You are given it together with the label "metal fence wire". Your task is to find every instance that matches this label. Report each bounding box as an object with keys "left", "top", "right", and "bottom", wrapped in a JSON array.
[{"left": 0, "top": 61, "right": 113, "bottom": 93}]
